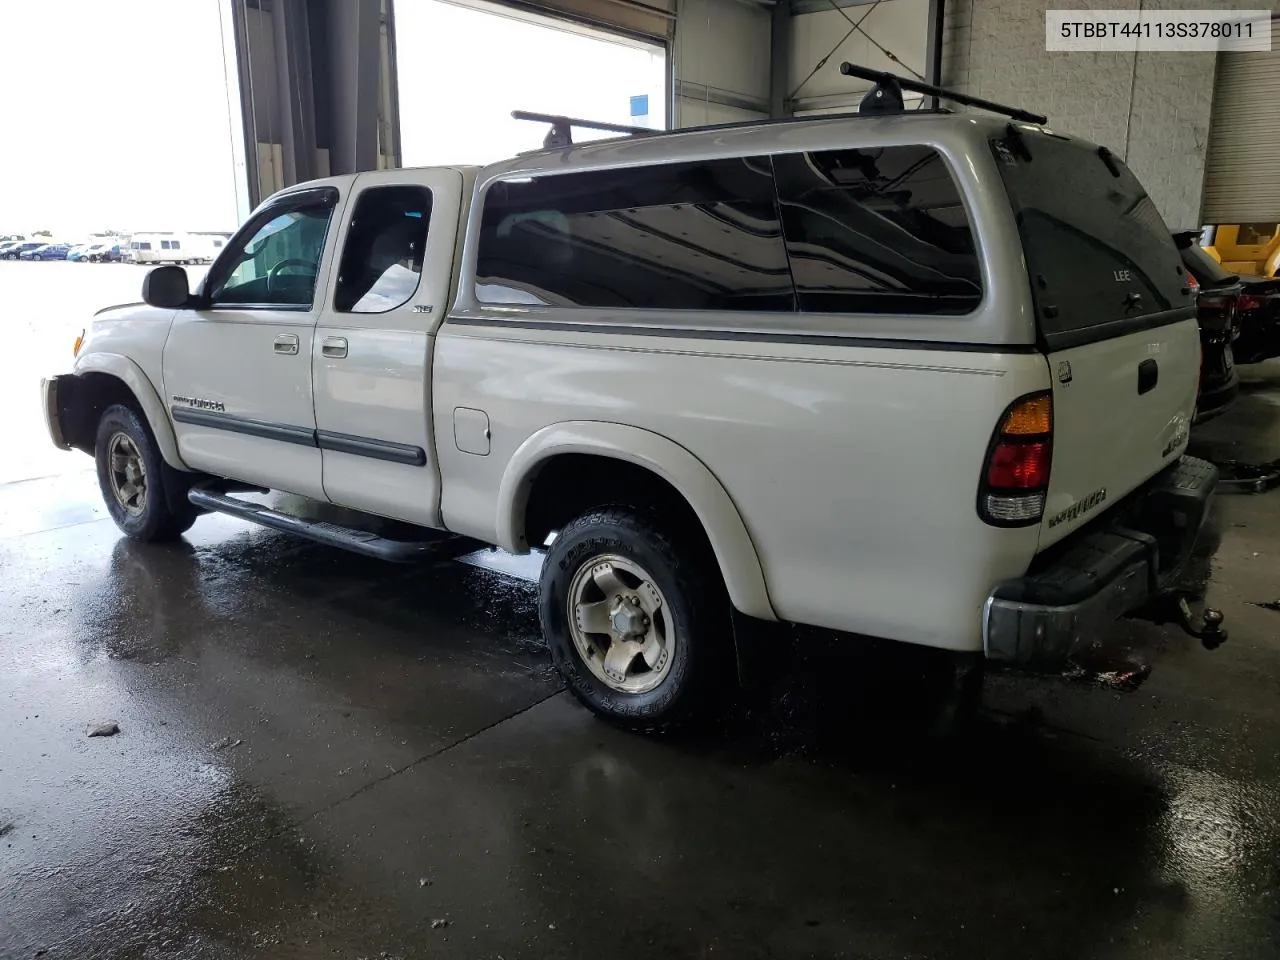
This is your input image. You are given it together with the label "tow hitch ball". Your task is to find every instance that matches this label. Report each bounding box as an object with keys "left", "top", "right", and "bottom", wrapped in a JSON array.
[
  {"left": 1140, "top": 594, "right": 1227, "bottom": 650},
  {"left": 1173, "top": 596, "right": 1227, "bottom": 650}
]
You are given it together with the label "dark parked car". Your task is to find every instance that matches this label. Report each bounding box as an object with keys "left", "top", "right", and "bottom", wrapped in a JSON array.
[
  {"left": 1227, "top": 276, "right": 1280, "bottom": 365},
  {"left": 1174, "top": 230, "right": 1240, "bottom": 424},
  {"left": 2, "top": 240, "right": 48, "bottom": 260},
  {"left": 20, "top": 243, "right": 72, "bottom": 261}
]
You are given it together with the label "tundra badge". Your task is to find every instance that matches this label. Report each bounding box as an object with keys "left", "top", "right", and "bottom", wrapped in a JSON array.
[
  {"left": 1047, "top": 487, "right": 1107, "bottom": 528},
  {"left": 172, "top": 395, "right": 226, "bottom": 412}
]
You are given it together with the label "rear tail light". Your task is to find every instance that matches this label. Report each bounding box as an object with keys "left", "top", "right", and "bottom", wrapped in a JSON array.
[
  {"left": 1237, "top": 293, "right": 1263, "bottom": 312},
  {"left": 978, "top": 392, "right": 1052, "bottom": 526},
  {"left": 1197, "top": 292, "right": 1238, "bottom": 320}
]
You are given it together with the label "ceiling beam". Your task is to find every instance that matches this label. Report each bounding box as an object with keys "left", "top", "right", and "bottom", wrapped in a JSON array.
[{"left": 790, "top": 0, "right": 877, "bottom": 15}]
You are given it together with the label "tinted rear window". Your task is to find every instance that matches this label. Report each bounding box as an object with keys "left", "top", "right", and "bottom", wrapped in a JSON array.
[
  {"left": 476, "top": 157, "right": 794, "bottom": 311},
  {"left": 991, "top": 133, "right": 1191, "bottom": 345},
  {"left": 476, "top": 150, "right": 982, "bottom": 318},
  {"left": 773, "top": 146, "right": 982, "bottom": 315}
]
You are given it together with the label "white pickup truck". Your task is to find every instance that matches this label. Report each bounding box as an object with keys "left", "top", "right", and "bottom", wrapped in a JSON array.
[{"left": 42, "top": 87, "right": 1222, "bottom": 728}]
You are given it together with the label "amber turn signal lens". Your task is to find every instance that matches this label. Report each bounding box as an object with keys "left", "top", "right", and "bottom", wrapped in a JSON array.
[
  {"left": 73, "top": 330, "right": 84, "bottom": 357},
  {"left": 1001, "top": 395, "right": 1052, "bottom": 435}
]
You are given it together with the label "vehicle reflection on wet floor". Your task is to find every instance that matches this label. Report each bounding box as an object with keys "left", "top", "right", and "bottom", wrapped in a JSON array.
[{"left": 3, "top": 373, "right": 1280, "bottom": 958}]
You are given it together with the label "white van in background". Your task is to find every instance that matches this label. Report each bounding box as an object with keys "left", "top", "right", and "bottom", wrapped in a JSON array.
[
  {"left": 127, "top": 232, "right": 230, "bottom": 265},
  {"left": 184, "top": 233, "right": 231, "bottom": 264},
  {"left": 128, "top": 233, "right": 192, "bottom": 265}
]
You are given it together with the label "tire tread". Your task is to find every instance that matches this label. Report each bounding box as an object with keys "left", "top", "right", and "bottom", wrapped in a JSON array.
[
  {"left": 539, "top": 502, "right": 728, "bottom": 733},
  {"left": 95, "top": 403, "right": 198, "bottom": 542}
]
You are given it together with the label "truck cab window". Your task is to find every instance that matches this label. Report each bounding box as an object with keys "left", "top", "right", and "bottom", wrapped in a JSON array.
[
  {"left": 208, "top": 191, "right": 337, "bottom": 308},
  {"left": 334, "top": 186, "right": 434, "bottom": 313}
]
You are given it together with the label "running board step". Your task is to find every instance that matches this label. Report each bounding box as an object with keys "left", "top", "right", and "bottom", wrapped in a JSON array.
[{"left": 188, "top": 486, "right": 443, "bottom": 562}]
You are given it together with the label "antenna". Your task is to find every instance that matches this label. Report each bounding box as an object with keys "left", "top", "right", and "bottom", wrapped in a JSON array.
[
  {"left": 839, "top": 63, "right": 1048, "bottom": 126},
  {"left": 511, "top": 111, "right": 655, "bottom": 149}
]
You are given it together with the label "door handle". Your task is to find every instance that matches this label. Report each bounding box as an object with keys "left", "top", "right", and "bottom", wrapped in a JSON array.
[
  {"left": 1138, "top": 358, "right": 1159, "bottom": 395},
  {"left": 322, "top": 337, "right": 348, "bottom": 359},
  {"left": 273, "top": 333, "right": 300, "bottom": 356}
]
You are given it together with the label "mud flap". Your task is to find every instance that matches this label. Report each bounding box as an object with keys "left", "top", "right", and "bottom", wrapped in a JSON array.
[{"left": 729, "top": 607, "right": 788, "bottom": 694}]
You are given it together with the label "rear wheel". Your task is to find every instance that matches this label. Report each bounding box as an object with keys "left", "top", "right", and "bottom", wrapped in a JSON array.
[
  {"left": 95, "top": 404, "right": 198, "bottom": 541},
  {"left": 539, "top": 506, "right": 729, "bottom": 731}
]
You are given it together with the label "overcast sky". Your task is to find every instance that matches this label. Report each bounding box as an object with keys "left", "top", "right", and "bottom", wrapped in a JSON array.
[
  {"left": 0, "top": 0, "right": 664, "bottom": 240},
  {"left": 0, "top": 0, "right": 239, "bottom": 238}
]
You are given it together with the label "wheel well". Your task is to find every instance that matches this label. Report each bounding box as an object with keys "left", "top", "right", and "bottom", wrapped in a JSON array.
[
  {"left": 523, "top": 455, "right": 711, "bottom": 555},
  {"left": 62, "top": 373, "right": 141, "bottom": 454}
]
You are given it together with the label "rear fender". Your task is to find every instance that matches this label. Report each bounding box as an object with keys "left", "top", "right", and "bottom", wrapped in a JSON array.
[{"left": 497, "top": 422, "right": 777, "bottom": 621}]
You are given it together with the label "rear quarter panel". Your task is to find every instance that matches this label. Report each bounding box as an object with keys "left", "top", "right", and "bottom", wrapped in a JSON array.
[{"left": 433, "top": 324, "right": 1050, "bottom": 650}]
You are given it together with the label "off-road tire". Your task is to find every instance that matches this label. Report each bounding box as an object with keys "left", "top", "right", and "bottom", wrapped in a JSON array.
[
  {"left": 95, "top": 404, "right": 199, "bottom": 541},
  {"left": 539, "top": 505, "right": 730, "bottom": 732}
]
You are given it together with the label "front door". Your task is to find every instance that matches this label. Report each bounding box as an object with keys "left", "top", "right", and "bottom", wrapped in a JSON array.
[
  {"left": 163, "top": 186, "right": 343, "bottom": 499},
  {"left": 312, "top": 169, "right": 463, "bottom": 527}
]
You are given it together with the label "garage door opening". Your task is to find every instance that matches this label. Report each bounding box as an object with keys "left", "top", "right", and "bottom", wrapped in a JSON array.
[{"left": 394, "top": 0, "right": 667, "bottom": 168}]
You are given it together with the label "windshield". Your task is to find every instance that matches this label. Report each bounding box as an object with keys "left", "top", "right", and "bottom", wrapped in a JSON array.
[{"left": 990, "top": 132, "right": 1192, "bottom": 347}]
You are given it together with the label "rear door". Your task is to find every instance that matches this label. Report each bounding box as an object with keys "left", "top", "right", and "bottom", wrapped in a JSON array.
[
  {"left": 311, "top": 169, "right": 463, "bottom": 527},
  {"left": 990, "top": 132, "right": 1200, "bottom": 546}
]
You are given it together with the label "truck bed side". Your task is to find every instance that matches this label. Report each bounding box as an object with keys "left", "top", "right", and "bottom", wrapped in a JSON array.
[{"left": 433, "top": 323, "right": 1049, "bottom": 651}]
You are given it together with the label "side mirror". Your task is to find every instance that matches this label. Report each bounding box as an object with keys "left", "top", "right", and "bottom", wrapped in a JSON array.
[{"left": 142, "top": 265, "right": 190, "bottom": 309}]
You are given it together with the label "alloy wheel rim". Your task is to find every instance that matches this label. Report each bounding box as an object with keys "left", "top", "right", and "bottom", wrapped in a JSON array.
[
  {"left": 107, "top": 432, "right": 147, "bottom": 517},
  {"left": 566, "top": 554, "right": 675, "bottom": 695}
]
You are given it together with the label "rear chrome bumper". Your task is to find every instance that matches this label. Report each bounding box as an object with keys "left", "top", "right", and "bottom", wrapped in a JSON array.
[
  {"left": 40, "top": 376, "right": 72, "bottom": 450},
  {"left": 983, "top": 456, "right": 1218, "bottom": 664}
]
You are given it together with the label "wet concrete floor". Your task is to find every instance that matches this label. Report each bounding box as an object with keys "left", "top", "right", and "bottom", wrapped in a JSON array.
[{"left": 4, "top": 366, "right": 1280, "bottom": 959}]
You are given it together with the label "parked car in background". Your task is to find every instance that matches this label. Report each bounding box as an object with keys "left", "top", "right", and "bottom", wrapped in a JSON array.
[
  {"left": 1175, "top": 231, "right": 1241, "bottom": 423},
  {"left": 66, "top": 244, "right": 93, "bottom": 262},
  {"left": 76, "top": 241, "right": 123, "bottom": 263},
  {"left": 0, "top": 241, "right": 23, "bottom": 257},
  {"left": 88, "top": 242, "right": 124, "bottom": 263},
  {"left": 1231, "top": 278, "right": 1280, "bottom": 365},
  {"left": 2, "top": 240, "right": 48, "bottom": 259},
  {"left": 20, "top": 243, "right": 72, "bottom": 261}
]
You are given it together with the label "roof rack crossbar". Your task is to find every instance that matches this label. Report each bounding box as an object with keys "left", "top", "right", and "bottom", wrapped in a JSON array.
[
  {"left": 839, "top": 62, "right": 1048, "bottom": 126},
  {"left": 512, "top": 111, "right": 655, "bottom": 149}
]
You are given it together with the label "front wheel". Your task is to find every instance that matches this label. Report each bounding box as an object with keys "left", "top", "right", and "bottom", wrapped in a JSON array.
[
  {"left": 95, "top": 404, "right": 199, "bottom": 541},
  {"left": 539, "top": 506, "right": 729, "bottom": 731}
]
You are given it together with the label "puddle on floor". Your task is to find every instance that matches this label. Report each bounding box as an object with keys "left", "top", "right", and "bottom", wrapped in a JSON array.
[{"left": 455, "top": 547, "right": 545, "bottom": 583}]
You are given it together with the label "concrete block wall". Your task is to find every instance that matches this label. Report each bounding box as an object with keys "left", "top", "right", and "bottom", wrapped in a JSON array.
[{"left": 942, "top": 0, "right": 1225, "bottom": 229}]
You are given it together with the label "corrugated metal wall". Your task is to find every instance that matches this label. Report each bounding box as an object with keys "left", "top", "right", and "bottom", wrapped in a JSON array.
[{"left": 1202, "top": 49, "right": 1280, "bottom": 223}]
